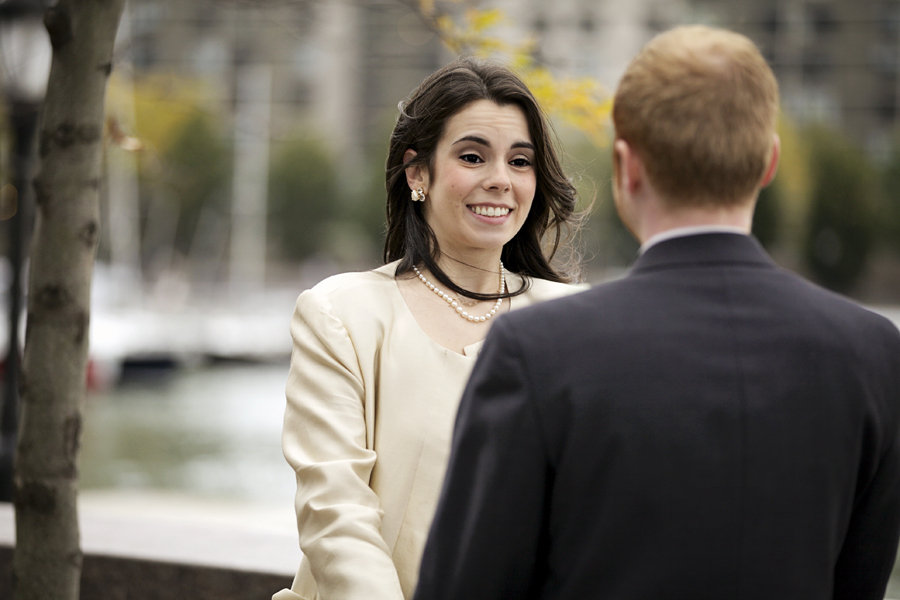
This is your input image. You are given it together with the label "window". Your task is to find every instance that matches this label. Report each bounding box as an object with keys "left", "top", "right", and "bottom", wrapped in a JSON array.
[{"left": 807, "top": 3, "right": 838, "bottom": 35}]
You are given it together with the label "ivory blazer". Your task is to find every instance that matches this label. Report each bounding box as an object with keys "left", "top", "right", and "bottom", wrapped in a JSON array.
[{"left": 273, "top": 261, "right": 583, "bottom": 600}]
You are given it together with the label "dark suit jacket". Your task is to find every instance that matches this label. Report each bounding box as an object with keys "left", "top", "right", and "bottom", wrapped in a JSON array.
[{"left": 414, "top": 233, "right": 900, "bottom": 600}]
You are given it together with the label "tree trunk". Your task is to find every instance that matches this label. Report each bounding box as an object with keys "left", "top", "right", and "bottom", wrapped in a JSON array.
[{"left": 13, "top": 1, "right": 124, "bottom": 598}]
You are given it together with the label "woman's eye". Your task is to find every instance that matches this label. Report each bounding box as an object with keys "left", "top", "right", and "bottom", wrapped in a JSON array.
[
  {"left": 460, "top": 154, "right": 483, "bottom": 164},
  {"left": 510, "top": 157, "right": 532, "bottom": 167}
]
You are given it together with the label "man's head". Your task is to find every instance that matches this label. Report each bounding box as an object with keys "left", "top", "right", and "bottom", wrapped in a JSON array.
[{"left": 612, "top": 25, "right": 779, "bottom": 209}]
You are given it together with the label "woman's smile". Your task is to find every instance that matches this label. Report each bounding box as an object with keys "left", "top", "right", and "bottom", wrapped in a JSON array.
[{"left": 468, "top": 204, "right": 512, "bottom": 218}]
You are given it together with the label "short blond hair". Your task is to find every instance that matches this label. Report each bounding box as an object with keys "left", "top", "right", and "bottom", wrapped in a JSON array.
[{"left": 612, "top": 25, "right": 779, "bottom": 206}]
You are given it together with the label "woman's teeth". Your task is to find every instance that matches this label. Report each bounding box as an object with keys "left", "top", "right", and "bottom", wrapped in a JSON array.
[{"left": 471, "top": 206, "right": 510, "bottom": 217}]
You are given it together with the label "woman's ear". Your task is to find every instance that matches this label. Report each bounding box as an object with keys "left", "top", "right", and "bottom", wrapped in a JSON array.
[{"left": 404, "top": 149, "right": 428, "bottom": 192}]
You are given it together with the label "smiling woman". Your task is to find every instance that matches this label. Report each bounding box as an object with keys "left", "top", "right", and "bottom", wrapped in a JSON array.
[{"left": 273, "top": 57, "right": 587, "bottom": 600}]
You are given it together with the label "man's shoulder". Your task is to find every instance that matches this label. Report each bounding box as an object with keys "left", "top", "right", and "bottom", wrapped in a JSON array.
[
  {"left": 778, "top": 271, "right": 900, "bottom": 337},
  {"left": 822, "top": 294, "right": 900, "bottom": 350}
]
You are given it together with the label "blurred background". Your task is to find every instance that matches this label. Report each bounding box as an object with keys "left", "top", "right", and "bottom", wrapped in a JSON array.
[{"left": 2, "top": 0, "right": 900, "bottom": 589}]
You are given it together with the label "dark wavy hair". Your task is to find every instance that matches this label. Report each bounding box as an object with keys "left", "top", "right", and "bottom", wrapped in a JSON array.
[{"left": 383, "top": 57, "right": 580, "bottom": 301}]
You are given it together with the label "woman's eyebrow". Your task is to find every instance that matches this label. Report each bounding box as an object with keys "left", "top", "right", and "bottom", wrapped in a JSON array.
[
  {"left": 452, "top": 135, "right": 535, "bottom": 151},
  {"left": 452, "top": 135, "right": 490, "bottom": 147}
]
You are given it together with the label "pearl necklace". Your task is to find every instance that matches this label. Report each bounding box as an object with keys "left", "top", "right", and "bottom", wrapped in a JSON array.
[{"left": 412, "top": 263, "right": 506, "bottom": 323}]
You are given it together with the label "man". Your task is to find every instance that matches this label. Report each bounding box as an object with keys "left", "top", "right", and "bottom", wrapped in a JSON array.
[{"left": 414, "top": 25, "right": 900, "bottom": 600}]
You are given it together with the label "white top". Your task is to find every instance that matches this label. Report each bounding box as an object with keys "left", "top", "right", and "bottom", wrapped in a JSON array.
[{"left": 273, "top": 261, "right": 585, "bottom": 600}]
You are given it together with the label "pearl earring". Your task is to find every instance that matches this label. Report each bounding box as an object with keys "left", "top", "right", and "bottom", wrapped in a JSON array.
[{"left": 411, "top": 188, "right": 426, "bottom": 202}]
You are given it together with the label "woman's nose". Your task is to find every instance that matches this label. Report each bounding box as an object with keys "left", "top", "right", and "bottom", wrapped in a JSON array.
[{"left": 483, "top": 163, "right": 511, "bottom": 192}]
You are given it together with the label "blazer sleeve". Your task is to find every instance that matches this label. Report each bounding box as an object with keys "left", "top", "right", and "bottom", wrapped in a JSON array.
[
  {"left": 282, "top": 288, "right": 404, "bottom": 600},
  {"left": 414, "top": 316, "right": 551, "bottom": 600},
  {"left": 832, "top": 434, "right": 900, "bottom": 600},
  {"left": 832, "top": 325, "right": 900, "bottom": 600}
]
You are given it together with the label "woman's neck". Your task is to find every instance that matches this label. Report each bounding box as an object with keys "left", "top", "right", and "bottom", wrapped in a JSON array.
[{"left": 435, "top": 251, "right": 504, "bottom": 295}]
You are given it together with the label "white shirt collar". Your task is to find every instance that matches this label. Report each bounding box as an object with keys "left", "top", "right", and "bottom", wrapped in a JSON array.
[{"left": 639, "top": 225, "right": 750, "bottom": 254}]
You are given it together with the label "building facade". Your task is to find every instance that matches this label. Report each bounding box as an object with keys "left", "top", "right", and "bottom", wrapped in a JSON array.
[{"left": 687, "top": 0, "right": 900, "bottom": 155}]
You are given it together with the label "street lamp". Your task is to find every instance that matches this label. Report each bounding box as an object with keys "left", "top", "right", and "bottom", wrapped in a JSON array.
[{"left": 0, "top": 0, "right": 51, "bottom": 502}]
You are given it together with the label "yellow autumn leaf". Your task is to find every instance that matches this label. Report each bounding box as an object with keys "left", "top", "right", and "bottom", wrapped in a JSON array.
[
  {"left": 467, "top": 8, "right": 504, "bottom": 33},
  {"left": 418, "top": 0, "right": 436, "bottom": 18},
  {"left": 418, "top": 3, "right": 612, "bottom": 146}
]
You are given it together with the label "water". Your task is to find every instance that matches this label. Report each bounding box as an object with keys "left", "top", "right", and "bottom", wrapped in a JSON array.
[{"left": 79, "top": 361, "right": 295, "bottom": 505}]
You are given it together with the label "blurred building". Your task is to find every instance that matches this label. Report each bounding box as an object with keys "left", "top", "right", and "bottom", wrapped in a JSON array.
[
  {"left": 488, "top": 0, "right": 683, "bottom": 87},
  {"left": 109, "top": 0, "right": 900, "bottom": 285},
  {"left": 122, "top": 0, "right": 446, "bottom": 165},
  {"left": 684, "top": 0, "right": 900, "bottom": 156},
  {"left": 118, "top": 0, "right": 696, "bottom": 158},
  {"left": 489, "top": 0, "right": 899, "bottom": 155},
  {"left": 112, "top": 0, "right": 452, "bottom": 284}
]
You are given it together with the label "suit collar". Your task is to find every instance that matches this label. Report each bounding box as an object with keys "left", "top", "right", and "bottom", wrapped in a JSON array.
[
  {"left": 640, "top": 225, "right": 749, "bottom": 254},
  {"left": 630, "top": 232, "right": 776, "bottom": 274}
]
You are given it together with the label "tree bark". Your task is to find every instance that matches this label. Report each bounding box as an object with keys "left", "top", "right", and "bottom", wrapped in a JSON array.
[{"left": 13, "top": 1, "right": 124, "bottom": 598}]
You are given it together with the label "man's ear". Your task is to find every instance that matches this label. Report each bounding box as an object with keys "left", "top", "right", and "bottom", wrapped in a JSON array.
[
  {"left": 613, "top": 139, "right": 643, "bottom": 195},
  {"left": 404, "top": 149, "right": 428, "bottom": 192},
  {"left": 760, "top": 133, "right": 780, "bottom": 188},
  {"left": 611, "top": 138, "right": 644, "bottom": 242}
]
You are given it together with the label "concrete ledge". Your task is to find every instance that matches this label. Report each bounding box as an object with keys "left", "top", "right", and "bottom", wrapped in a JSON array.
[{"left": 0, "top": 492, "right": 300, "bottom": 599}]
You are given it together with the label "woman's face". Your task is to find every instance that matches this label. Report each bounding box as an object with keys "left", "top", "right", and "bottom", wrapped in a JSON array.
[{"left": 408, "top": 99, "right": 537, "bottom": 261}]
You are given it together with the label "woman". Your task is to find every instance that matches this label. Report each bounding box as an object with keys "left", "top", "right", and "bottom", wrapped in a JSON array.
[{"left": 273, "top": 57, "right": 585, "bottom": 600}]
